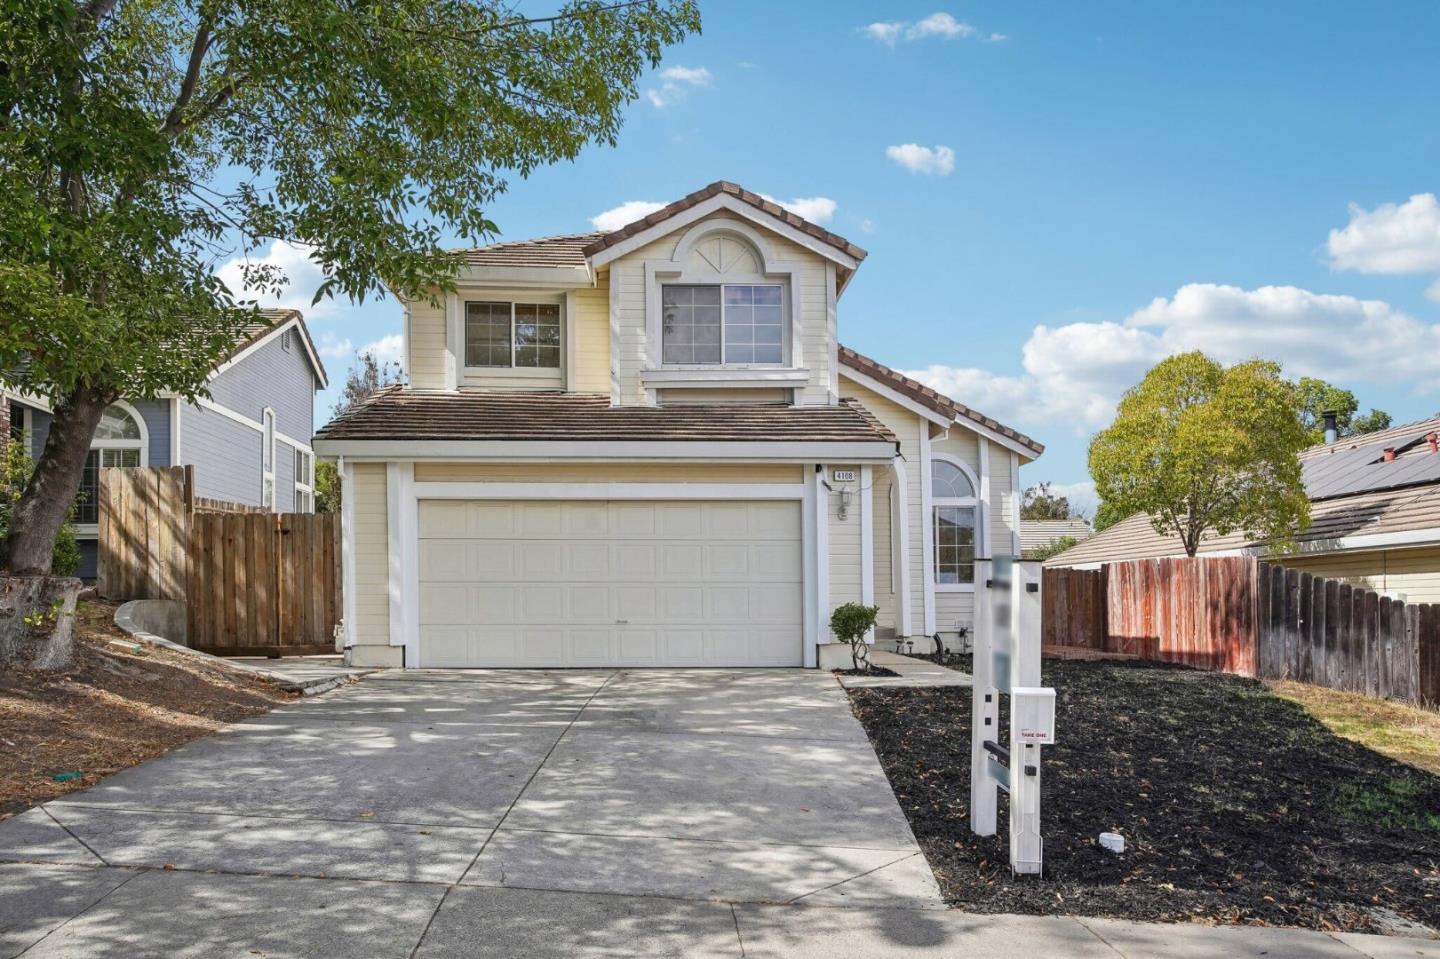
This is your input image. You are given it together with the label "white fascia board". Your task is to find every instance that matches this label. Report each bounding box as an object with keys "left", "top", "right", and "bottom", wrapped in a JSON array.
[
  {"left": 312, "top": 439, "right": 898, "bottom": 462},
  {"left": 453, "top": 265, "right": 593, "bottom": 287},
  {"left": 588, "top": 195, "right": 861, "bottom": 273},
  {"left": 0, "top": 386, "right": 53, "bottom": 411},
  {"left": 1246, "top": 527, "right": 1440, "bottom": 556},
  {"left": 413, "top": 482, "right": 806, "bottom": 501},
  {"left": 189, "top": 397, "right": 312, "bottom": 453}
]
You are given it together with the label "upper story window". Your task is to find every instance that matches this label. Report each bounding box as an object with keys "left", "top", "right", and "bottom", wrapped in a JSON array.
[
  {"left": 662, "top": 284, "right": 783, "bottom": 366},
  {"left": 932, "top": 458, "right": 978, "bottom": 586},
  {"left": 465, "top": 301, "right": 560, "bottom": 369},
  {"left": 77, "top": 404, "right": 146, "bottom": 524},
  {"left": 261, "top": 408, "right": 276, "bottom": 511}
]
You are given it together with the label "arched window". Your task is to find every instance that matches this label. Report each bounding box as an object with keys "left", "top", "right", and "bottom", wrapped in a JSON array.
[
  {"left": 77, "top": 403, "right": 147, "bottom": 524},
  {"left": 932, "top": 456, "right": 978, "bottom": 586}
]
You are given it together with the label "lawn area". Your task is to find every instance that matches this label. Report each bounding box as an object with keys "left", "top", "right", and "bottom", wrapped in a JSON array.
[
  {"left": 847, "top": 658, "right": 1440, "bottom": 935},
  {"left": 0, "top": 600, "right": 297, "bottom": 818},
  {"left": 1271, "top": 679, "right": 1440, "bottom": 776}
]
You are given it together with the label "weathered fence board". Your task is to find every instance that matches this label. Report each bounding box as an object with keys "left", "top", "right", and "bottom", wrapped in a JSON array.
[
  {"left": 1044, "top": 555, "right": 1439, "bottom": 708},
  {"left": 99, "top": 467, "right": 339, "bottom": 657}
]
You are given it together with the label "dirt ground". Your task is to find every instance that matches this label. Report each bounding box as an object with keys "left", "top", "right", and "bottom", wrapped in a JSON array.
[
  {"left": 0, "top": 600, "right": 296, "bottom": 818},
  {"left": 848, "top": 658, "right": 1440, "bottom": 934}
]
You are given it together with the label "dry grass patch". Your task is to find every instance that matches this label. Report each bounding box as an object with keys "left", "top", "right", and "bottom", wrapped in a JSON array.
[
  {"left": 0, "top": 600, "right": 297, "bottom": 818},
  {"left": 1270, "top": 680, "right": 1440, "bottom": 776}
]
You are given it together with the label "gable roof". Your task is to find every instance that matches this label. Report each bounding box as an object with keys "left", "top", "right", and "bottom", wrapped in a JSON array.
[
  {"left": 838, "top": 346, "right": 1044, "bottom": 457},
  {"left": 220, "top": 308, "right": 329, "bottom": 389},
  {"left": 581, "top": 181, "right": 868, "bottom": 264}
]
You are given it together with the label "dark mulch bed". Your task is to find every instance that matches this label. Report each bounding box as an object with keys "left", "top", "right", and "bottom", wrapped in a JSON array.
[
  {"left": 848, "top": 658, "right": 1440, "bottom": 933},
  {"left": 833, "top": 666, "right": 901, "bottom": 678}
]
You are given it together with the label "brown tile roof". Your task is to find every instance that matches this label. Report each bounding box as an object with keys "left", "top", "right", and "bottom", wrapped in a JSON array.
[
  {"left": 457, "top": 233, "right": 602, "bottom": 269},
  {"left": 315, "top": 388, "right": 898, "bottom": 447},
  {"left": 1046, "top": 481, "right": 1440, "bottom": 567},
  {"left": 838, "top": 346, "right": 1044, "bottom": 456},
  {"left": 581, "top": 182, "right": 868, "bottom": 263}
]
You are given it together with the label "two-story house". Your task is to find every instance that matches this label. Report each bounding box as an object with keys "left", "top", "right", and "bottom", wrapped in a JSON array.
[
  {"left": 313, "top": 182, "right": 1043, "bottom": 669},
  {"left": 2, "top": 310, "right": 328, "bottom": 578}
]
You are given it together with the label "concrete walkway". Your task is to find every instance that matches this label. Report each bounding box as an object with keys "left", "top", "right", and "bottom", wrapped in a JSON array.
[
  {"left": 1, "top": 668, "right": 1434, "bottom": 958},
  {"left": 835, "top": 649, "right": 972, "bottom": 688}
]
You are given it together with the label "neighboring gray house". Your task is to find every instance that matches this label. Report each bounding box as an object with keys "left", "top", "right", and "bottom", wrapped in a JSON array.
[{"left": 2, "top": 310, "right": 328, "bottom": 578}]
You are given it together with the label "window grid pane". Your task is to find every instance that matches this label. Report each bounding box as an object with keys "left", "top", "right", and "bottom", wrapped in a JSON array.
[
  {"left": 932, "top": 460, "right": 974, "bottom": 498},
  {"left": 663, "top": 284, "right": 783, "bottom": 365},
  {"left": 934, "top": 506, "right": 976, "bottom": 584},
  {"left": 514, "top": 303, "right": 561, "bottom": 369},
  {"left": 77, "top": 450, "right": 99, "bottom": 524},
  {"left": 662, "top": 285, "right": 722, "bottom": 365},
  {"left": 465, "top": 301, "right": 513, "bottom": 367}
]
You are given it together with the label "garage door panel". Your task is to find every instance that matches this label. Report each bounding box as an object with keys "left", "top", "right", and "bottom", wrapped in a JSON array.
[
  {"left": 418, "top": 499, "right": 801, "bottom": 668},
  {"left": 419, "top": 540, "right": 469, "bottom": 582}
]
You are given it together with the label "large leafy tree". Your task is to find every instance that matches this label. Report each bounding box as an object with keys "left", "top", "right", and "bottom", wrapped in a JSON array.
[
  {"left": 1089, "top": 352, "right": 1310, "bottom": 557},
  {"left": 1296, "top": 376, "right": 1392, "bottom": 443},
  {"left": 0, "top": 0, "right": 698, "bottom": 574},
  {"left": 1020, "top": 482, "right": 1073, "bottom": 521}
]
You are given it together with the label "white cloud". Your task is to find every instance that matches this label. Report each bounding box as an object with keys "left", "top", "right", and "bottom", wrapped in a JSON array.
[
  {"left": 901, "top": 282, "right": 1440, "bottom": 435},
  {"left": 985, "top": 32, "right": 1008, "bottom": 42},
  {"left": 758, "top": 193, "right": 837, "bottom": 225},
  {"left": 590, "top": 200, "right": 666, "bottom": 232},
  {"left": 1039, "top": 480, "right": 1098, "bottom": 518},
  {"left": 862, "top": 13, "right": 988, "bottom": 46},
  {"left": 910, "top": 12, "right": 975, "bottom": 39},
  {"left": 659, "top": 65, "right": 712, "bottom": 86},
  {"left": 886, "top": 143, "right": 956, "bottom": 176},
  {"left": 216, "top": 239, "right": 335, "bottom": 316},
  {"left": 859, "top": 218, "right": 875, "bottom": 234},
  {"left": 1428, "top": 279, "right": 1440, "bottom": 303},
  {"left": 359, "top": 333, "right": 404, "bottom": 369},
  {"left": 315, "top": 332, "right": 354, "bottom": 361},
  {"left": 1328, "top": 194, "right": 1440, "bottom": 274},
  {"left": 643, "top": 64, "right": 712, "bottom": 108}
]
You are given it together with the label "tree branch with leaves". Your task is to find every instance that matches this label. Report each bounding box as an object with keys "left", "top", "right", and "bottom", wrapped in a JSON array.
[{"left": 0, "top": 0, "right": 699, "bottom": 574}]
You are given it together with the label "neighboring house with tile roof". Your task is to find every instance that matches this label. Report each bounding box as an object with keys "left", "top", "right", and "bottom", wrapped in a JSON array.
[
  {"left": 314, "top": 181, "right": 1044, "bottom": 669},
  {"left": 1020, "top": 519, "right": 1094, "bottom": 557},
  {"left": 2, "top": 309, "right": 328, "bottom": 578},
  {"left": 1046, "top": 418, "right": 1440, "bottom": 603}
]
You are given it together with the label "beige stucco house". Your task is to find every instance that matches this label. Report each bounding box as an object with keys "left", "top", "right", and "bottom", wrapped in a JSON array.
[{"left": 314, "top": 182, "right": 1043, "bottom": 669}]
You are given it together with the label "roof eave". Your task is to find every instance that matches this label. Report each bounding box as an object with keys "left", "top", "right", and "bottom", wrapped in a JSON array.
[{"left": 313, "top": 437, "right": 899, "bottom": 463}]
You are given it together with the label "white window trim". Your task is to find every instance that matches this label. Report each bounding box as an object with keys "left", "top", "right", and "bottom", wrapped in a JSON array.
[
  {"left": 261, "top": 407, "right": 276, "bottom": 511},
  {"left": 641, "top": 218, "right": 808, "bottom": 403},
  {"left": 78, "top": 399, "right": 149, "bottom": 536},
  {"left": 931, "top": 452, "right": 981, "bottom": 594},
  {"left": 454, "top": 291, "right": 566, "bottom": 381},
  {"left": 291, "top": 444, "right": 314, "bottom": 513}
]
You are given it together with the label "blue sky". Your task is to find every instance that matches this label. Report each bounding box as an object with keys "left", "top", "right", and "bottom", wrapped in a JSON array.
[{"left": 236, "top": 1, "right": 1440, "bottom": 515}]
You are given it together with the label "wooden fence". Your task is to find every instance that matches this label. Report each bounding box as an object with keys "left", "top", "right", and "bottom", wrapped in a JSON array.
[
  {"left": 1043, "top": 556, "right": 1439, "bottom": 708},
  {"left": 98, "top": 466, "right": 340, "bottom": 657}
]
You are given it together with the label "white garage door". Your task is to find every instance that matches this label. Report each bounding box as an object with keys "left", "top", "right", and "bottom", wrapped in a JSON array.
[{"left": 417, "top": 499, "right": 803, "bottom": 668}]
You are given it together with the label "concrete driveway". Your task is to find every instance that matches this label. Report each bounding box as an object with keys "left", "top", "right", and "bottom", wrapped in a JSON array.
[
  {"left": 4, "top": 668, "right": 1432, "bottom": 958},
  {"left": 0, "top": 668, "right": 941, "bottom": 956}
]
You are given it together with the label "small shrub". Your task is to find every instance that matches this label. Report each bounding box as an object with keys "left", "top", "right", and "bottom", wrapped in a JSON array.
[{"left": 830, "top": 602, "right": 880, "bottom": 672}]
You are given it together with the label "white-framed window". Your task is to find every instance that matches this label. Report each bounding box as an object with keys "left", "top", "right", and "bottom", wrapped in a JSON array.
[
  {"left": 932, "top": 457, "right": 978, "bottom": 587},
  {"left": 464, "top": 300, "right": 561, "bottom": 369},
  {"left": 293, "top": 447, "right": 314, "bottom": 513},
  {"left": 261, "top": 407, "right": 276, "bottom": 511},
  {"left": 661, "top": 283, "right": 784, "bottom": 365},
  {"left": 77, "top": 403, "right": 147, "bottom": 525}
]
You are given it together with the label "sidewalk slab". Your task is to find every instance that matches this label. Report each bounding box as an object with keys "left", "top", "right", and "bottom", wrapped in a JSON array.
[
  {"left": 837, "top": 651, "right": 972, "bottom": 689},
  {"left": 0, "top": 863, "right": 136, "bottom": 958},
  {"left": 1079, "top": 915, "right": 1361, "bottom": 957},
  {"left": 0, "top": 809, "right": 103, "bottom": 866},
  {"left": 413, "top": 885, "right": 742, "bottom": 959},
  {"left": 15, "top": 869, "right": 444, "bottom": 959}
]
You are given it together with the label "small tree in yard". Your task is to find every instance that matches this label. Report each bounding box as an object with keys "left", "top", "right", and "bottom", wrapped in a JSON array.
[
  {"left": 0, "top": 441, "right": 79, "bottom": 576},
  {"left": 1089, "top": 352, "right": 1310, "bottom": 557},
  {"left": 0, "top": 0, "right": 700, "bottom": 582},
  {"left": 313, "top": 459, "right": 340, "bottom": 514},
  {"left": 1021, "top": 482, "right": 1074, "bottom": 521},
  {"left": 830, "top": 602, "right": 880, "bottom": 672}
]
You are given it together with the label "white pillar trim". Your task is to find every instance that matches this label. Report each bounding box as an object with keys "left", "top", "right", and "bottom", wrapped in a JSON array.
[
  {"left": 340, "top": 457, "right": 357, "bottom": 651},
  {"left": 892, "top": 457, "right": 913, "bottom": 638},
  {"left": 386, "top": 461, "right": 418, "bottom": 665},
  {"left": 169, "top": 397, "right": 182, "bottom": 465},
  {"left": 564, "top": 290, "right": 578, "bottom": 391},
  {"left": 978, "top": 439, "right": 992, "bottom": 559},
  {"left": 815, "top": 466, "right": 830, "bottom": 643},
  {"left": 1010, "top": 452, "right": 1022, "bottom": 557},
  {"left": 802, "top": 468, "right": 818, "bottom": 667},
  {"left": 860, "top": 464, "right": 874, "bottom": 644},
  {"left": 443, "top": 292, "right": 461, "bottom": 391},
  {"left": 920, "top": 428, "right": 936, "bottom": 636}
]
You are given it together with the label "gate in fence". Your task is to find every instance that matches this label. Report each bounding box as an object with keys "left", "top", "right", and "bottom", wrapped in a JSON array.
[{"left": 98, "top": 466, "right": 341, "bottom": 657}]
